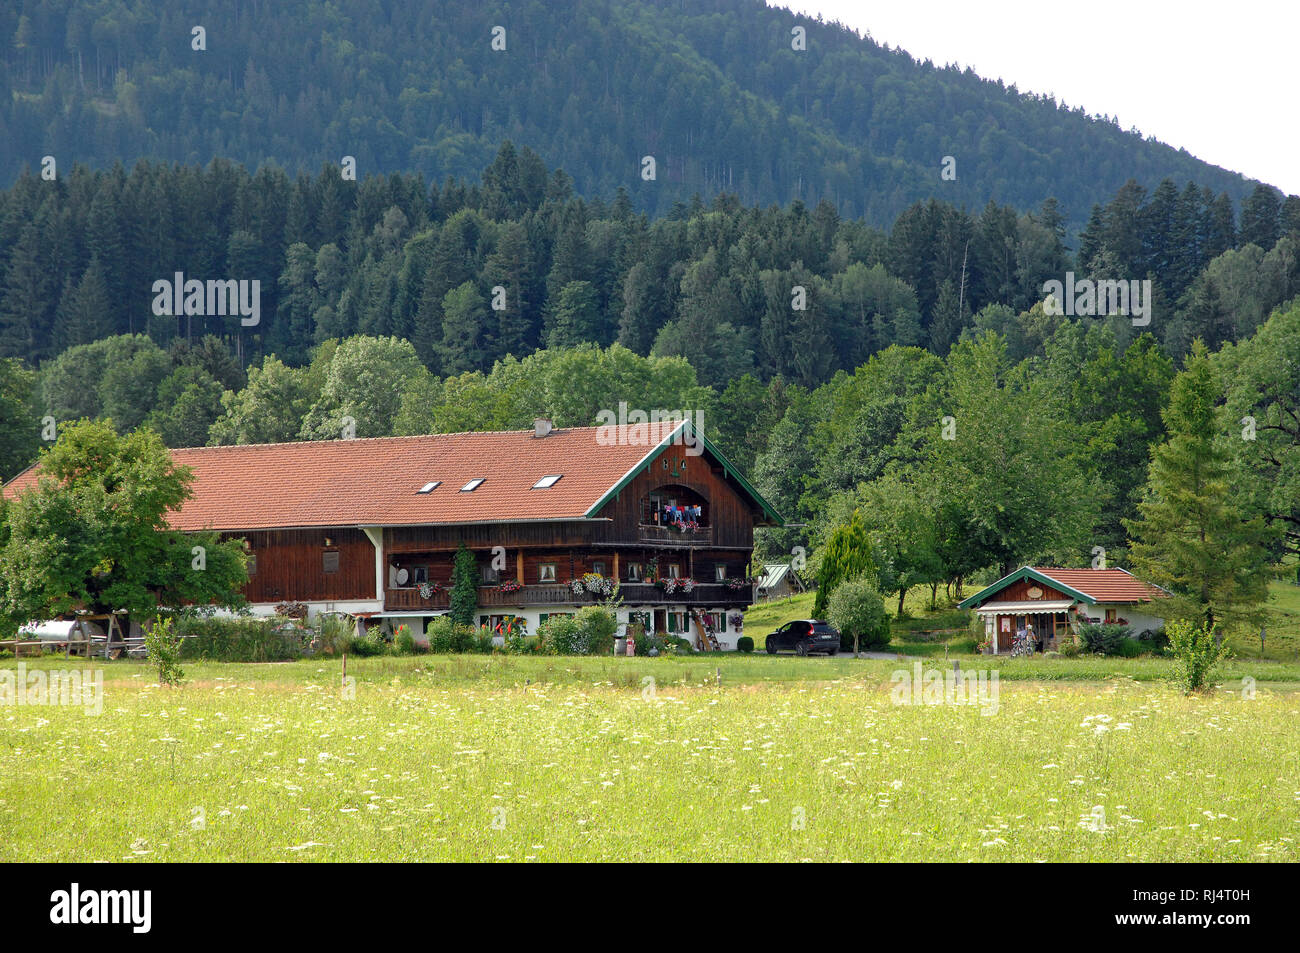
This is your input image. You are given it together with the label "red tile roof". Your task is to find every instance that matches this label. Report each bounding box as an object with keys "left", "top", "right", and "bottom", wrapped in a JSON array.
[
  {"left": 2, "top": 423, "right": 693, "bottom": 532},
  {"left": 1032, "top": 567, "right": 1168, "bottom": 603}
]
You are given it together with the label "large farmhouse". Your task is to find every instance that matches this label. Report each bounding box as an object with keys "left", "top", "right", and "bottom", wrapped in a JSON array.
[
  {"left": 958, "top": 566, "right": 1169, "bottom": 654},
  {"left": 5, "top": 419, "right": 781, "bottom": 651}
]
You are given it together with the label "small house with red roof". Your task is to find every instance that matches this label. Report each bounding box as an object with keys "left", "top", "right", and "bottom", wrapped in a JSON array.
[{"left": 957, "top": 566, "right": 1169, "bottom": 654}]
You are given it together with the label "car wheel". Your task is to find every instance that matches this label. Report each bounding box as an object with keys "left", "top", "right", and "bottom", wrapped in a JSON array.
[
  {"left": 765, "top": 639, "right": 777, "bottom": 655},
  {"left": 795, "top": 641, "right": 808, "bottom": 657}
]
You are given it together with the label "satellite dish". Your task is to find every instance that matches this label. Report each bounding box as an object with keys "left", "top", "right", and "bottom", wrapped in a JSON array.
[{"left": 396, "top": 567, "right": 409, "bottom": 586}]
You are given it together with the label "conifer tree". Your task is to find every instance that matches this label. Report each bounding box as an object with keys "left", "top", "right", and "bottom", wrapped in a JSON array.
[{"left": 1125, "top": 340, "right": 1274, "bottom": 630}]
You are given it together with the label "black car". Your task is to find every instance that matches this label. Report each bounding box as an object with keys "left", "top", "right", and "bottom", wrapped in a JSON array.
[{"left": 765, "top": 620, "right": 840, "bottom": 656}]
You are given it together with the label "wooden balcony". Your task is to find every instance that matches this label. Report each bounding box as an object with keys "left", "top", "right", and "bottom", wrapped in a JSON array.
[
  {"left": 384, "top": 581, "right": 753, "bottom": 612},
  {"left": 384, "top": 587, "right": 450, "bottom": 611},
  {"left": 618, "top": 582, "right": 752, "bottom": 606},
  {"left": 636, "top": 524, "right": 714, "bottom": 546},
  {"left": 475, "top": 584, "right": 576, "bottom": 608}
]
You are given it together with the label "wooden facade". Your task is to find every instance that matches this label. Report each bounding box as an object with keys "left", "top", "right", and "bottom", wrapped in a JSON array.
[
  {"left": 223, "top": 437, "right": 771, "bottom": 625},
  {"left": 229, "top": 528, "right": 375, "bottom": 605}
]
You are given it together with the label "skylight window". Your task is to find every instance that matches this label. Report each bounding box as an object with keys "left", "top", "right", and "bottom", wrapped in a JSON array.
[
  {"left": 460, "top": 479, "right": 485, "bottom": 492},
  {"left": 532, "top": 474, "right": 563, "bottom": 489},
  {"left": 416, "top": 481, "right": 441, "bottom": 494}
]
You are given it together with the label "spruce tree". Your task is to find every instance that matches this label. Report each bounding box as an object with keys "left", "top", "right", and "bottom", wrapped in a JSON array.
[
  {"left": 436, "top": 282, "right": 488, "bottom": 374},
  {"left": 1124, "top": 340, "right": 1274, "bottom": 630}
]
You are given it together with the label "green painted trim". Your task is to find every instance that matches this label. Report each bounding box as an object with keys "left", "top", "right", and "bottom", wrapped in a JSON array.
[
  {"left": 584, "top": 419, "right": 784, "bottom": 526},
  {"left": 956, "top": 566, "right": 1094, "bottom": 610}
]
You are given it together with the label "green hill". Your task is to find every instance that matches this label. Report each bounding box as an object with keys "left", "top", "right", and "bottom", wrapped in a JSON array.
[{"left": 0, "top": 0, "right": 1264, "bottom": 229}]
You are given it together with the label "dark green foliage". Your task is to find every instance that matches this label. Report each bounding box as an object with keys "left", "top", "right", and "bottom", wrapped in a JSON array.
[
  {"left": 813, "top": 510, "right": 877, "bottom": 618},
  {"left": 1125, "top": 341, "right": 1276, "bottom": 630},
  {"left": 826, "top": 578, "right": 891, "bottom": 653},
  {"left": 0, "top": 0, "right": 1258, "bottom": 227},
  {"left": 0, "top": 420, "right": 249, "bottom": 631},
  {"left": 1076, "top": 623, "right": 1132, "bottom": 656},
  {"left": 450, "top": 543, "right": 478, "bottom": 627},
  {"left": 425, "top": 617, "right": 485, "bottom": 654},
  {"left": 537, "top": 606, "right": 618, "bottom": 655},
  {"left": 176, "top": 615, "right": 303, "bottom": 662},
  {"left": 0, "top": 357, "right": 39, "bottom": 481},
  {"left": 736, "top": 635, "right": 754, "bottom": 653},
  {"left": 0, "top": 148, "right": 1281, "bottom": 408}
]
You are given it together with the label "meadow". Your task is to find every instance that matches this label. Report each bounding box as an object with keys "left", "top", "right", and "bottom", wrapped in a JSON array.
[{"left": 2, "top": 652, "right": 1297, "bottom": 862}]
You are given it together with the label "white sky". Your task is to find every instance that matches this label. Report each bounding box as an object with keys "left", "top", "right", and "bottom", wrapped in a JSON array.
[{"left": 769, "top": 0, "right": 1299, "bottom": 196}]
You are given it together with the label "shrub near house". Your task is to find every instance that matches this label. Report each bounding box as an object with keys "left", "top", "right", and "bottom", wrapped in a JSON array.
[{"left": 827, "top": 578, "right": 891, "bottom": 653}]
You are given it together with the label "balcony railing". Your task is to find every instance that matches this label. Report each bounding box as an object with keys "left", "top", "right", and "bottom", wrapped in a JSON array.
[
  {"left": 384, "top": 587, "right": 450, "bottom": 611},
  {"left": 617, "top": 582, "right": 752, "bottom": 605},
  {"left": 475, "top": 584, "right": 576, "bottom": 608},
  {"left": 636, "top": 524, "right": 714, "bottom": 545},
  {"left": 384, "top": 581, "right": 753, "bottom": 612}
]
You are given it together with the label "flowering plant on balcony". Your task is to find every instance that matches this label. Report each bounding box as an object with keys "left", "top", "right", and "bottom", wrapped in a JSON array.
[
  {"left": 569, "top": 578, "right": 586, "bottom": 595},
  {"left": 725, "top": 576, "right": 757, "bottom": 591},
  {"left": 417, "top": 581, "right": 443, "bottom": 599},
  {"left": 497, "top": 580, "right": 522, "bottom": 593},
  {"left": 657, "top": 577, "right": 695, "bottom": 595},
  {"left": 581, "top": 572, "right": 615, "bottom": 597}
]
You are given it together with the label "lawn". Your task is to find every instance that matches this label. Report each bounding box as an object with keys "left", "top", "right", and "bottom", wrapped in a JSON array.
[
  {"left": 746, "top": 580, "right": 1300, "bottom": 663},
  {"left": 2, "top": 654, "right": 1298, "bottom": 862}
]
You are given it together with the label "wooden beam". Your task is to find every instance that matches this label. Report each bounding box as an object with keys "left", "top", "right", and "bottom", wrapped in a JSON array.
[{"left": 516, "top": 550, "right": 523, "bottom": 585}]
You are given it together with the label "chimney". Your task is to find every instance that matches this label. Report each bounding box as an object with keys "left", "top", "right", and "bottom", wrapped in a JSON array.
[{"left": 533, "top": 417, "right": 553, "bottom": 438}]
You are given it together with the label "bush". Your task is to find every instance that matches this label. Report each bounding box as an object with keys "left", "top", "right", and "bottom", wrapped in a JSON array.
[
  {"left": 736, "top": 636, "right": 754, "bottom": 653},
  {"left": 538, "top": 615, "right": 581, "bottom": 654},
  {"left": 1077, "top": 623, "right": 1131, "bottom": 655},
  {"left": 1136, "top": 626, "right": 1169, "bottom": 650},
  {"left": 176, "top": 615, "right": 301, "bottom": 662},
  {"left": 1118, "top": 637, "right": 1149, "bottom": 657},
  {"left": 425, "top": 617, "right": 487, "bottom": 653},
  {"left": 316, "top": 614, "right": 355, "bottom": 654},
  {"left": 575, "top": 606, "right": 618, "bottom": 655},
  {"left": 1167, "top": 620, "right": 1231, "bottom": 693},
  {"left": 633, "top": 630, "right": 663, "bottom": 656},
  {"left": 539, "top": 607, "right": 618, "bottom": 655},
  {"left": 348, "top": 628, "right": 387, "bottom": 657},
  {"left": 394, "top": 624, "right": 422, "bottom": 655},
  {"left": 826, "top": 577, "right": 891, "bottom": 653},
  {"left": 145, "top": 617, "right": 185, "bottom": 685}
]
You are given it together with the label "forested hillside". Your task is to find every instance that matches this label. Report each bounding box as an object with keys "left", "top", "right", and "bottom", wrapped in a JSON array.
[
  {"left": 0, "top": 0, "right": 1266, "bottom": 228},
  {"left": 1, "top": 143, "right": 1297, "bottom": 588},
  {"left": 1, "top": 145, "right": 1295, "bottom": 376}
]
